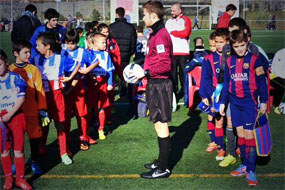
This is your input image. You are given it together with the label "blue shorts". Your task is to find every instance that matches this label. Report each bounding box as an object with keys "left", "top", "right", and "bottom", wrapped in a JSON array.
[{"left": 230, "top": 102, "right": 257, "bottom": 130}]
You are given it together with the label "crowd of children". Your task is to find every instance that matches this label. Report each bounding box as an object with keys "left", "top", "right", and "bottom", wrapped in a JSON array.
[{"left": 0, "top": 4, "right": 272, "bottom": 189}]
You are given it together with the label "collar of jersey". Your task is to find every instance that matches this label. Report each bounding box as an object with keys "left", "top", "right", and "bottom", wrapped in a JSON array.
[
  {"left": 14, "top": 62, "right": 28, "bottom": 68},
  {"left": 150, "top": 20, "right": 164, "bottom": 36}
]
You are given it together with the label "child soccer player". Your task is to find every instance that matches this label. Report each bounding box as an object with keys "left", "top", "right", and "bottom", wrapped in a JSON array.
[
  {"left": 97, "top": 23, "right": 122, "bottom": 124},
  {"left": 200, "top": 28, "right": 229, "bottom": 160},
  {"left": 219, "top": 29, "right": 268, "bottom": 186},
  {"left": 62, "top": 29, "right": 98, "bottom": 151},
  {"left": 32, "top": 32, "right": 73, "bottom": 165},
  {"left": 76, "top": 27, "right": 87, "bottom": 49},
  {"left": 30, "top": 8, "right": 66, "bottom": 59},
  {"left": 208, "top": 31, "right": 217, "bottom": 53},
  {"left": 9, "top": 40, "right": 49, "bottom": 175},
  {"left": 87, "top": 33, "right": 114, "bottom": 140},
  {"left": 0, "top": 49, "right": 32, "bottom": 190}
]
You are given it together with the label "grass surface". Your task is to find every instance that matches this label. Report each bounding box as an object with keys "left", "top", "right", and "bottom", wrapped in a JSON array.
[{"left": 0, "top": 31, "right": 285, "bottom": 189}]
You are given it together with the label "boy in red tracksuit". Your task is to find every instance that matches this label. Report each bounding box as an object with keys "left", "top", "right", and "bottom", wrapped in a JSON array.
[
  {"left": 219, "top": 29, "right": 268, "bottom": 186},
  {"left": 0, "top": 49, "right": 32, "bottom": 190},
  {"left": 200, "top": 28, "right": 229, "bottom": 160},
  {"left": 97, "top": 23, "right": 123, "bottom": 124}
]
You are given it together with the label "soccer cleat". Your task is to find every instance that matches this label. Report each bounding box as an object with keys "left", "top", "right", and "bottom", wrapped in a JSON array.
[
  {"left": 216, "top": 149, "right": 226, "bottom": 161},
  {"left": 15, "top": 178, "right": 32, "bottom": 190},
  {"left": 144, "top": 160, "right": 159, "bottom": 170},
  {"left": 87, "top": 136, "right": 97, "bottom": 145},
  {"left": 246, "top": 171, "right": 258, "bottom": 186},
  {"left": 140, "top": 168, "right": 171, "bottom": 179},
  {"left": 231, "top": 165, "right": 247, "bottom": 176},
  {"left": 31, "top": 162, "right": 44, "bottom": 175},
  {"left": 61, "top": 153, "right": 73, "bottom": 165},
  {"left": 219, "top": 154, "right": 236, "bottom": 167},
  {"left": 206, "top": 142, "right": 218, "bottom": 153},
  {"left": 80, "top": 140, "right": 89, "bottom": 151},
  {"left": 98, "top": 130, "right": 106, "bottom": 140},
  {"left": 236, "top": 147, "right": 241, "bottom": 157},
  {"left": 3, "top": 175, "right": 13, "bottom": 190}
]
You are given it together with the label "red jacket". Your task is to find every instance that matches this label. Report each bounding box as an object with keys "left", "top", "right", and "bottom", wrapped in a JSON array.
[
  {"left": 217, "top": 12, "right": 232, "bottom": 29},
  {"left": 144, "top": 20, "right": 172, "bottom": 79},
  {"left": 107, "top": 37, "right": 123, "bottom": 80}
]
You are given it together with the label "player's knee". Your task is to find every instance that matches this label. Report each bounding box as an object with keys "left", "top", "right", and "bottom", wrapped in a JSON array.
[
  {"left": 1, "top": 149, "right": 10, "bottom": 157},
  {"left": 236, "top": 126, "right": 244, "bottom": 137},
  {"left": 14, "top": 150, "right": 24, "bottom": 158}
]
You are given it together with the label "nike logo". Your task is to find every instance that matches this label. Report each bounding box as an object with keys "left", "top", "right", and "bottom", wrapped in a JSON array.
[
  {"left": 230, "top": 65, "right": 235, "bottom": 68},
  {"left": 246, "top": 123, "right": 253, "bottom": 126},
  {"left": 214, "top": 61, "right": 219, "bottom": 65},
  {"left": 152, "top": 169, "right": 170, "bottom": 178}
]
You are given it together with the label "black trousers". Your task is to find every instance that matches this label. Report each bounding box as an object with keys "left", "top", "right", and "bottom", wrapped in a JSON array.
[{"left": 171, "top": 55, "right": 189, "bottom": 97}]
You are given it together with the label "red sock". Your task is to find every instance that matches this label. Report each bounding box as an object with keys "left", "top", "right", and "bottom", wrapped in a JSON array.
[
  {"left": 79, "top": 116, "right": 88, "bottom": 140},
  {"left": 55, "top": 124, "right": 67, "bottom": 156},
  {"left": 98, "top": 110, "right": 105, "bottom": 131},
  {"left": 14, "top": 156, "right": 25, "bottom": 180},
  {"left": 1, "top": 155, "right": 12, "bottom": 176}
]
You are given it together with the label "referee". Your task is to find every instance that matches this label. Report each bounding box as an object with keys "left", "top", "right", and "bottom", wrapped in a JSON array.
[{"left": 134, "top": 0, "right": 173, "bottom": 179}]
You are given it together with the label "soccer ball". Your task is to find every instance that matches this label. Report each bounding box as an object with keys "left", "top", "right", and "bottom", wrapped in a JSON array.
[
  {"left": 123, "top": 63, "right": 144, "bottom": 84},
  {"left": 278, "top": 102, "right": 285, "bottom": 115}
]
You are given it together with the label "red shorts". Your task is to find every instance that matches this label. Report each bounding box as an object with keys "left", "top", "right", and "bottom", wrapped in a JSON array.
[
  {"left": 2, "top": 112, "right": 25, "bottom": 152},
  {"left": 25, "top": 115, "right": 42, "bottom": 139},
  {"left": 86, "top": 76, "right": 110, "bottom": 109},
  {"left": 46, "top": 89, "right": 65, "bottom": 123},
  {"left": 65, "top": 80, "right": 87, "bottom": 118}
]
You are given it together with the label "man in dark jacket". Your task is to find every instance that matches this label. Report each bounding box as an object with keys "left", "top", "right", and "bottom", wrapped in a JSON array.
[
  {"left": 11, "top": 4, "right": 41, "bottom": 43},
  {"left": 109, "top": 7, "right": 137, "bottom": 98}
]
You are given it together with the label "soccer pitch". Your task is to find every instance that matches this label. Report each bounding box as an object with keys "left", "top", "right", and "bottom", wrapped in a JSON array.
[{"left": 0, "top": 31, "right": 285, "bottom": 189}]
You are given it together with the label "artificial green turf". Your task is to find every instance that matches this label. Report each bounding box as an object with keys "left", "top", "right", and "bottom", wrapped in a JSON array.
[{"left": 0, "top": 31, "right": 284, "bottom": 189}]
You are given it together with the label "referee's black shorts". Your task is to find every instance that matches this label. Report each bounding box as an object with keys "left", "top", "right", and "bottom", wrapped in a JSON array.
[{"left": 146, "top": 78, "right": 172, "bottom": 123}]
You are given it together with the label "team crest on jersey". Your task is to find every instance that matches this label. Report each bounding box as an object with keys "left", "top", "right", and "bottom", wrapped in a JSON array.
[
  {"left": 109, "top": 44, "right": 114, "bottom": 50},
  {"left": 156, "top": 44, "right": 165, "bottom": 54},
  {"left": 243, "top": 63, "right": 249, "bottom": 69},
  {"left": 226, "top": 52, "right": 231, "bottom": 56}
]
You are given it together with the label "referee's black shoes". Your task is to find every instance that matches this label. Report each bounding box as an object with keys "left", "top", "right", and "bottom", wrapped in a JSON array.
[
  {"left": 140, "top": 168, "right": 171, "bottom": 179},
  {"left": 144, "top": 160, "right": 159, "bottom": 170}
]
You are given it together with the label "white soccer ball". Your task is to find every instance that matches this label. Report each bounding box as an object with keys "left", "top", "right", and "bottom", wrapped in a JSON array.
[
  {"left": 279, "top": 102, "right": 285, "bottom": 115},
  {"left": 123, "top": 63, "right": 144, "bottom": 84}
]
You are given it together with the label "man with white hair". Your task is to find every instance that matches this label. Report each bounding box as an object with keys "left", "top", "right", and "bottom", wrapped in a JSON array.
[{"left": 165, "top": 3, "right": 192, "bottom": 106}]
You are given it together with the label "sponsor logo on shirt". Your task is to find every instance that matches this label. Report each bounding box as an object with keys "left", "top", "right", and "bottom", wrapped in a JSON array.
[
  {"left": 231, "top": 73, "right": 248, "bottom": 81},
  {"left": 243, "top": 63, "right": 250, "bottom": 69},
  {"left": 156, "top": 44, "right": 165, "bottom": 54}
]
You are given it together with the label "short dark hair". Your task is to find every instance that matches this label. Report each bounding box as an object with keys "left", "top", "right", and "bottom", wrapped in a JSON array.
[
  {"left": 12, "top": 40, "right": 32, "bottom": 54},
  {"left": 65, "top": 29, "right": 79, "bottom": 44},
  {"left": 193, "top": 37, "right": 204, "bottom": 45},
  {"left": 25, "top": 4, "right": 37, "bottom": 15},
  {"left": 85, "top": 22, "right": 94, "bottom": 32},
  {"left": 44, "top": 8, "right": 59, "bottom": 20},
  {"left": 0, "top": 49, "right": 8, "bottom": 63},
  {"left": 228, "top": 17, "right": 246, "bottom": 29},
  {"left": 143, "top": 1, "right": 164, "bottom": 20},
  {"left": 116, "top": 7, "right": 125, "bottom": 18},
  {"left": 76, "top": 27, "right": 84, "bottom": 34},
  {"left": 97, "top": 23, "right": 109, "bottom": 33},
  {"left": 37, "top": 32, "right": 61, "bottom": 54},
  {"left": 226, "top": 4, "right": 237, "bottom": 12},
  {"left": 215, "top": 28, "right": 229, "bottom": 40},
  {"left": 241, "top": 25, "right": 251, "bottom": 38},
  {"left": 229, "top": 29, "right": 248, "bottom": 45},
  {"left": 136, "top": 25, "right": 144, "bottom": 33},
  {"left": 209, "top": 31, "right": 216, "bottom": 40}
]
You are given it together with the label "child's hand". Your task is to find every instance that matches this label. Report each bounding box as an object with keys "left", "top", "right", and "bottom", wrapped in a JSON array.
[
  {"left": 1, "top": 113, "right": 12, "bottom": 123},
  {"left": 107, "top": 85, "right": 113, "bottom": 91},
  {"left": 219, "top": 104, "right": 225, "bottom": 116},
  {"left": 202, "top": 98, "right": 209, "bottom": 106},
  {"left": 39, "top": 110, "right": 50, "bottom": 127},
  {"left": 61, "top": 76, "right": 71, "bottom": 83},
  {"left": 259, "top": 103, "right": 267, "bottom": 114}
]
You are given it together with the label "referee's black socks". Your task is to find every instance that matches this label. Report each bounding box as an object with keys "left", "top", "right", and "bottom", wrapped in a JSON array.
[{"left": 157, "top": 136, "right": 171, "bottom": 170}]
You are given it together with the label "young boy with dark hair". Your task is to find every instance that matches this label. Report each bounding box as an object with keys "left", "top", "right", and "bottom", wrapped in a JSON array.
[
  {"left": 9, "top": 40, "right": 49, "bottom": 175},
  {"left": 134, "top": 0, "right": 173, "bottom": 179},
  {"left": 86, "top": 33, "right": 114, "bottom": 140},
  {"left": 219, "top": 29, "right": 268, "bottom": 186},
  {"left": 62, "top": 29, "right": 98, "bottom": 150},
  {"left": 30, "top": 8, "right": 67, "bottom": 59},
  {"left": 0, "top": 49, "right": 32, "bottom": 190},
  {"left": 200, "top": 28, "right": 229, "bottom": 160}
]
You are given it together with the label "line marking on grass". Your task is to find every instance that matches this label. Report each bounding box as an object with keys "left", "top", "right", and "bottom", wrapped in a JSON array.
[{"left": 15, "top": 173, "right": 285, "bottom": 179}]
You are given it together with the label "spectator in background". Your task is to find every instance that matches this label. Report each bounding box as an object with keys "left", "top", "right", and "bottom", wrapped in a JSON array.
[
  {"left": 192, "top": 16, "right": 200, "bottom": 30},
  {"left": 216, "top": 4, "right": 237, "bottom": 29},
  {"left": 271, "top": 14, "right": 276, "bottom": 30},
  {"left": 11, "top": 4, "right": 41, "bottom": 43},
  {"left": 109, "top": 7, "right": 137, "bottom": 103},
  {"left": 165, "top": 3, "right": 192, "bottom": 105},
  {"left": 267, "top": 14, "right": 272, "bottom": 30}
]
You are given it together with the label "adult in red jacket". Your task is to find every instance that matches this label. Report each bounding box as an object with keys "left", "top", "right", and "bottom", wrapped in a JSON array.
[
  {"left": 165, "top": 3, "right": 191, "bottom": 102},
  {"left": 216, "top": 4, "right": 237, "bottom": 29}
]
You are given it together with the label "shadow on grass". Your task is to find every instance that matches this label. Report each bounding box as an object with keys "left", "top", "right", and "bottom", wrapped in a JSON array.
[
  {"left": 27, "top": 128, "right": 81, "bottom": 185},
  {"left": 168, "top": 110, "right": 202, "bottom": 171}
]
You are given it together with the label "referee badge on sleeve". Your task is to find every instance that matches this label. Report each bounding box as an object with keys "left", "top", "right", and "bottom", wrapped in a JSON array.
[{"left": 156, "top": 44, "right": 165, "bottom": 54}]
